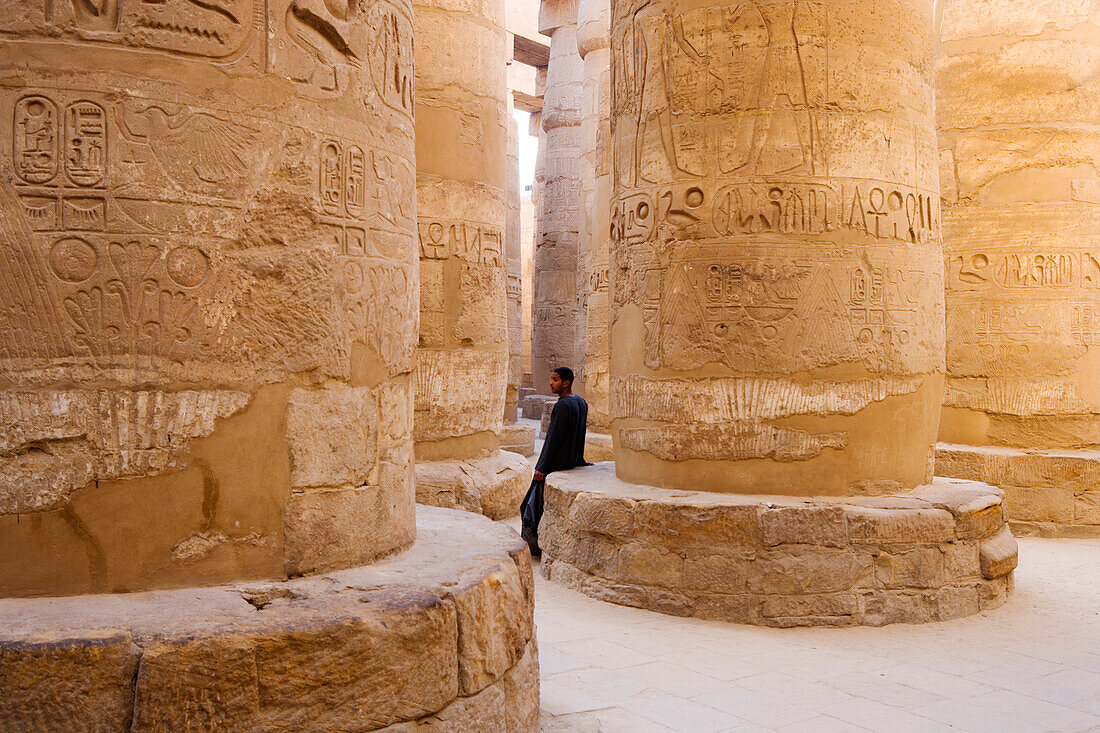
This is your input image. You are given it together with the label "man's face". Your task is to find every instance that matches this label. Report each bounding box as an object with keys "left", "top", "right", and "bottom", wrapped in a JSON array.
[{"left": 549, "top": 373, "right": 564, "bottom": 395}]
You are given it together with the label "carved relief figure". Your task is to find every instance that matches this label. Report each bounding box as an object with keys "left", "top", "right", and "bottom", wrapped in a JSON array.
[
  {"left": 284, "top": 0, "right": 360, "bottom": 91},
  {"left": 630, "top": 0, "right": 700, "bottom": 183},
  {"left": 69, "top": 0, "right": 120, "bottom": 32},
  {"left": 728, "top": 0, "right": 814, "bottom": 175},
  {"left": 116, "top": 104, "right": 260, "bottom": 194}
]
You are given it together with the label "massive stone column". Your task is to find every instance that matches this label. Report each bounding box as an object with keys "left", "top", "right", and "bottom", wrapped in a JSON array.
[
  {"left": 578, "top": 0, "right": 612, "bottom": 438},
  {"left": 533, "top": 0, "right": 585, "bottom": 394},
  {"left": 502, "top": 110, "right": 537, "bottom": 456},
  {"left": 412, "top": 0, "right": 529, "bottom": 518},
  {"left": 541, "top": 0, "right": 1017, "bottom": 627},
  {"left": 0, "top": 1, "right": 537, "bottom": 727},
  {"left": 935, "top": 2, "right": 1100, "bottom": 538},
  {"left": 506, "top": 112, "right": 524, "bottom": 423}
]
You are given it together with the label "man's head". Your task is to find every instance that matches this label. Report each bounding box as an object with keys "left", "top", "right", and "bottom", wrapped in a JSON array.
[{"left": 549, "top": 367, "right": 574, "bottom": 396}]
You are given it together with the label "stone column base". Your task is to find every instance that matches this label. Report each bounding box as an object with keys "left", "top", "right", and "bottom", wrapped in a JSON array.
[
  {"left": 541, "top": 464, "right": 1017, "bottom": 627},
  {"left": 0, "top": 506, "right": 539, "bottom": 732},
  {"left": 416, "top": 451, "right": 531, "bottom": 520},
  {"left": 501, "top": 423, "right": 537, "bottom": 457},
  {"left": 937, "top": 442, "right": 1100, "bottom": 538},
  {"left": 584, "top": 433, "right": 614, "bottom": 463}
]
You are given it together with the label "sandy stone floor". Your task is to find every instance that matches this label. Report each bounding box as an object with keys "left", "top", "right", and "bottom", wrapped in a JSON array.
[{"left": 509, "top": 518, "right": 1100, "bottom": 733}]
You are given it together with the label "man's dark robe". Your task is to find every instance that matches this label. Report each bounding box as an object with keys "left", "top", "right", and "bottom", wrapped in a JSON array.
[{"left": 520, "top": 394, "right": 588, "bottom": 549}]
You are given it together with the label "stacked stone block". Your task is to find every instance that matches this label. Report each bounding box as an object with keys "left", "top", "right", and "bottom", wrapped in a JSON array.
[{"left": 544, "top": 466, "right": 1015, "bottom": 627}]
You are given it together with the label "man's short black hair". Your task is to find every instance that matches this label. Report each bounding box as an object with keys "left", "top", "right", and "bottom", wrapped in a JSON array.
[{"left": 553, "top": 366, "right": 574, "bottom": 385}]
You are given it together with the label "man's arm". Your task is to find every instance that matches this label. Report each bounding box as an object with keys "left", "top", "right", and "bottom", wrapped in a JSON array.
[{"left": 533, "top": 401, "right": 563, "bottom": 480}]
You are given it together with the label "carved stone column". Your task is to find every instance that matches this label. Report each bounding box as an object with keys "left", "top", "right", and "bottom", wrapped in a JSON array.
[
  {"left": 540, "top": 0, "right": 1017, "bottom": 627},
  {"left": 935, "top": 2, "right": 1100, "bottom": 538},
  {"left": 0, "top": 1, "right": 537, "bottom": 727},
  {"left": 533, "top": 0, "right": 585, "bottom": 394},
  {"left": 578, "top": 0, "right": 612, "bottom": 439},
  {"left": 412, "top": 0, "right": 529, "bottom": 517},
  {"left": 502, "top": 110, "right": 537, "bottom": 456},
  {"left": 506, "top": 111, "right": 524, "bottom": 423}
]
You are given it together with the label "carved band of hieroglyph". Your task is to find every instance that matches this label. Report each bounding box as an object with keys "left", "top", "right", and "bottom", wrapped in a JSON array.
[
  {"left": 417, "top": 220, "right": 504, "bottom": 268},
  {"left": 948, "top": 250, "right": 1100, "bottom": 292},
  {"left": 618, "top": 423, "right": 848, "bottom": 463},
  {"left": 944, "top": 378, "right": 1100, "bottom": 417},
  {"left": 948, "top": 301, "right": 1100, "bottom": 346},
  {"left": 611, "top": 180, "right": 940, "bottom": 248}
]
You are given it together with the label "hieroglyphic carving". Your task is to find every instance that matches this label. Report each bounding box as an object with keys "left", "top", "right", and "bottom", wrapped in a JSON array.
[
  {"left": 417, "top": 220, "right": 504, "bottom": 267},
  {"left": 14, "top": 96, "right": 60, "bottom": 185},
  {"left": 319, "top": 137, "right": 416, "bottom": 369},
  {"left": 366, "top": 0, "right": 413, "bottom": 113},
  {"left": 0, "top": 0, "right": 258, "bottom": 60},
  {"left": 946, "top": 245, "right": 1100, "bottom": 377},
  {"left": 116, "top": 103, "right": 259, "bottom": 196},
  {"left": 609, "top": 0, "right": 941, "bottom": 492},
  {"left": 280, "top": 0, "right": 361, "bottom": 91},
  {"left": 612, "top": 0, "right": 829, "bottom": 188},
  {"left": 0, "top": 0, "right": 421, "bottom": 598},
  {"left": 1, "top": 82, "right": 416, "bottom": 384}
]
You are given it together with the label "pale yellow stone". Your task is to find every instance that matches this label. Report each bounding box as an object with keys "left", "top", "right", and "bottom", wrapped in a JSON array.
[
  {"left": 533, "top": 0, "right": 586, "bottom": 392},
  {"left": 0, "top": 0, "right": 419, "bottom": 596},
  {"left": 936, "top": 0, "right": 1100, "bottom": 531},
  {"left": 609, "top": 0, "right": 943, "bottom": 496}
]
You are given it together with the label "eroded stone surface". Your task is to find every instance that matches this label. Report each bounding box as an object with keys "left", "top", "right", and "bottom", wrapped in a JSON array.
[
  {"left": 0, "top": 0, "right": 419, "bottom": 597},
  {"left": 542, "top": 465, "right": 1014, "bottom": 627},
  {"left": 608, "top": 0, "right": 943, "bottom": 495},
  {"left": 935, "top": 1, "right": 1100, "bottom": 527},
  {"left": 0, "top": 506, "right": 538, "bottom": 732}
]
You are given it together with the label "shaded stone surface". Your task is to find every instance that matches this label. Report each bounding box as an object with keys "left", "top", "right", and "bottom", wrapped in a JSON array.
[
  {"left": 506, "top": 112, "right": 524, "bottom": 424},
  {"left": 0, "top": 506, "right": 539, "bottom": 731},
  {"left": 412, "top": 0, "right": 526, "bottom": 519},
  {"left": 415, "top": 450, "right": 532, "bottom": 520},
  {"left": 542, "top": 465, "right": 1014, "bottom": 627},
  {"left": 935, "top": 1, "right": 1100, "bottom": 532}
]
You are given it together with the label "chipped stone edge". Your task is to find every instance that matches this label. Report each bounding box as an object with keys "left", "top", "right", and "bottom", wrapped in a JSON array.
[
  {"left": 0, "top": 506, "right": 538, "bottom": 732},
  {"left": 415, "top": 450, "right": 532, "bottom": 520}
]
